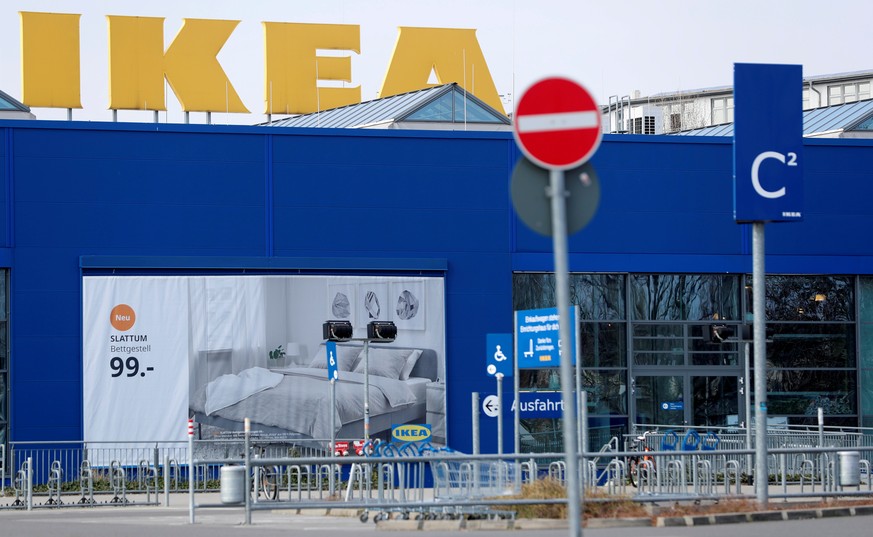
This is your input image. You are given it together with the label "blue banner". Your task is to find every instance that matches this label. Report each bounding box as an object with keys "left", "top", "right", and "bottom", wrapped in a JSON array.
[{"left": 733, "top": 63, "right": 803, "bottom": 223}]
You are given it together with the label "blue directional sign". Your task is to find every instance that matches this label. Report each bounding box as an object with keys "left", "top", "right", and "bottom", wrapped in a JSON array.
[
  {"left": 515, "top": 306, "right": 578, "bottom": 369},
  {"left": 480, "top": 391, "right": 571, "bottom": 419},
  {"left": 325, "top": 341, "right": 339, "bottom": 381},
  {"left": 486, "top": 333, "right": 513, "bottom": 377},
  {"left": 733, "top": 63, "right": 803, "bottom": 223}
]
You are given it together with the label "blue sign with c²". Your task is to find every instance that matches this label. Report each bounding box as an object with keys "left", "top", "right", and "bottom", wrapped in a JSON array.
[{"left": 733, "top": 63, "right": 804, "bottom": 223}]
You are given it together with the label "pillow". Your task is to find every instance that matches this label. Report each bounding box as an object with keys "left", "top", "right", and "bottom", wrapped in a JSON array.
[
  {"left": 352, "top": 347, "right": 413, "bottom": 380},
  {"left": 399, "top": 349, "right": 423, "bottom": 380},
  {"left": 309, "top": 345, "right": 362, "bottom": 371}
]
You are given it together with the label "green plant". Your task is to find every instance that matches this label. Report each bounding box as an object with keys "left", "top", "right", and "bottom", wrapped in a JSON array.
[{"left": 268, "top": 345, "right": 285, "bottom": 360}]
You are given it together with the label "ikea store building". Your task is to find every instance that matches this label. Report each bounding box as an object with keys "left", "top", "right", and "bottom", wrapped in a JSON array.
[{"left": 1, "top": 93, "right": 873, "bottom": 458}]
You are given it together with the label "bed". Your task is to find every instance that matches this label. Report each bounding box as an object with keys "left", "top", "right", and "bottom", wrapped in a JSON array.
[{"left": 189, "top": 344, "right": 438, "bottom": 441}]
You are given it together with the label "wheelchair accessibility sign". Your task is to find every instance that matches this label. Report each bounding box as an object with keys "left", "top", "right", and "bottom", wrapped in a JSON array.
[{"left": 486, "top": 333, "right": 513, "bottom": 377}]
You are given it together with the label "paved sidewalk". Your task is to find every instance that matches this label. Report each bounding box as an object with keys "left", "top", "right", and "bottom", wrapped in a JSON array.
[{"left": 2, "top": 483, "right": 873, "bottom": 532}]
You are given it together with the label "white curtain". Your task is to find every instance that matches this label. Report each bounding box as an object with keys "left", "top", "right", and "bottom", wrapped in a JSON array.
[{"left": 189, "top": 276, "right": 266, "bottom": 374}]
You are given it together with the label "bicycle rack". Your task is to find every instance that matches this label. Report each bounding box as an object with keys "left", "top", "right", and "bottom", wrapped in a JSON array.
[
  {"left": 799, "top": 459, "right": 816, "bottom": 493},
  {"left": 109, "top": 460, "right": 129, "bottom": 504},
  {"left": 604, "top": 458, "right": 625, "bottom": 495},
  {"left": 548, "top": 460, "right": 566, "bottom": 483},
  {"left": 665, "top": 459, "right": 686, "bottom": 494},
  {"left": 45, "top": 460, "right": 64, "bottom": 506},
  {"left": 636, "top": 459, "right": 655, "bottom": 493},
  {"left": 318, "top": 463, "right": 341, "bottom": 498},
  {"left": 582, "top": 460, "right": 597, "bottom": 488},
  {"left": 165, "top": 458, "right": 180, "bottom": 491},
  {"left": 78, "top": 460, "right": 95, "bottom": 505},
  {"left": 344, "top": 463, "right": 373, "bottom": 501},
  {"left": 693, "top": 459, "right": 713, "bottom": 495},
  {"left": 377, "top": 461, "right": 396, "bottom": 499},
  {"left": 288, "top": 464, "right": 311, "bottom": 500},
  {"left": 138, "top": 459, "right": 158, "bottom": 499},
  {"left": 723, "top": 459, "right": 741, "bottom": 495},
  {"left": 11, "top": 459, "right": 31, "bottom": 508},
  {"left": 520, "top": 459, "right": 537, "bottom": 484}
]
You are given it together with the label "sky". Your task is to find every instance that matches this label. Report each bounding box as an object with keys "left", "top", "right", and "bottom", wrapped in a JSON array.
[{"left": 1, "top": 0, "right": 872, "bottom": 125}]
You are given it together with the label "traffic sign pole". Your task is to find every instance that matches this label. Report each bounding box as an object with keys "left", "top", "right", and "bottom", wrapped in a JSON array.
[
  {"left": 513, "top": 77, "right": 601, "bottom": 537},
  {"left": 550, "top": 167, "right": 582, "bottom": 537},
  {"left": 496, "top": 373, "right": 504, "bottom": 455},
  {"left": 753, "top": 223, "right": 768, "bottom": 505}
]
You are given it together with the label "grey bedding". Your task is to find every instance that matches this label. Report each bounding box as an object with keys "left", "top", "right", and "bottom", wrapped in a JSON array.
[{"left": 190, "top": 367, "right": 418, "bottom": 439}]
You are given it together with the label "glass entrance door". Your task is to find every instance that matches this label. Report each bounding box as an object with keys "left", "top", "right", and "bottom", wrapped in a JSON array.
[
  {"left": 692, "top": 376, "right": 739, "bottom": 428},
  {"left": 634, "top": 373, "right": 741, "bottom": 428},
  {"left": 633, "top": 375, "right": 686, "bottom": 427}
]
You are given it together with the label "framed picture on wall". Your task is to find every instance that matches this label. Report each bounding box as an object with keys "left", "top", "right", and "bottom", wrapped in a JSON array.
[
  {"left": 356, "top": 282, "right": 388, "bottom": 328},
  {"left": 390, "top": 280, "right": 426, "bottom": 331},
  {"left": 327, "top": 283, "right": 356, "bottom": 322}
]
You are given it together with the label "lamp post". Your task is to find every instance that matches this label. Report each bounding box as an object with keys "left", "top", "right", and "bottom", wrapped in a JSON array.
[{"left": 323, "top": 320, "right": 397, "bottom": 441}]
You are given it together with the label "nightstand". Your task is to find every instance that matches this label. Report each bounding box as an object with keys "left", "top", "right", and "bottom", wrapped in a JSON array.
[{"left": 426, "top": 382, "right": 446, "bottom": 444}]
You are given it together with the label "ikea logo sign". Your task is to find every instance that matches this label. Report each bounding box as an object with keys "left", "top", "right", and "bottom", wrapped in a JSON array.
[{"left": 391, "top": 424, "right": 432, "bottom": 443}]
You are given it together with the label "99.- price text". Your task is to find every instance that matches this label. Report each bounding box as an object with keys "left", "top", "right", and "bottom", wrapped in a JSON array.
[{"left": 110, "top": 356, "right": 155, "bottom": 378}]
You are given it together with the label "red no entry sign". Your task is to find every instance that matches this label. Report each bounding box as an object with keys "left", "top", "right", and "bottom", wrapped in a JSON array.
[{"left": 513, "top": 77, "right": 603, "bottom": 170}]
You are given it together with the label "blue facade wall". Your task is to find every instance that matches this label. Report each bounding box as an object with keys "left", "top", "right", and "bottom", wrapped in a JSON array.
[
  {"left": 1, "top": 119, "right": 872, "bottom": 451},
  {"left": 1, "top": 127, "right": 8, "bottom": 247}
]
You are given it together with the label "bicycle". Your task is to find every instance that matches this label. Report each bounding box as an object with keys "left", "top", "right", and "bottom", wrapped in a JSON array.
[
  {"left": 627, "top": 431, "right": 656, "bottom": 488},
  {"left": 250, "top": 447, "right": 280, "bottom": 501}
]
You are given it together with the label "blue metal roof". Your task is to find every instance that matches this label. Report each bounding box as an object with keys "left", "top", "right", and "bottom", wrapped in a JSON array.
[
  {"left": 675, "top": 99, "right": 873, "bottom": 137},
  {"left": 262, "top": 83, "right": 509, "bottom": 128}
]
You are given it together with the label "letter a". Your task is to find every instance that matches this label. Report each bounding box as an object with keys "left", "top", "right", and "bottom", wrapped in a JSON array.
[{"left": 379, "top": 27, "right": 503, "bottom": 113}]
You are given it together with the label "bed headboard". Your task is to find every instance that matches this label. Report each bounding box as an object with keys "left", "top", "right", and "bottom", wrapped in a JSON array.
[
  {"left": 409, "top": 348, "right": 438, "bottom": 381},
  {"left": 325, "top": 343, "right": 438, "bottom": 382}
]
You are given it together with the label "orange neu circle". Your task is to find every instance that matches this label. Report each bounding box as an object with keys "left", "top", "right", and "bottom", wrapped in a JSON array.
[{"left": 110, "top": 304, "right": 136, "bottom": 331}]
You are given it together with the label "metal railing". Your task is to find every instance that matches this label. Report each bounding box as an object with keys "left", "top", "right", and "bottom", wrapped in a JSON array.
[{"left": 3, "top": 428, "right": 872, "bottom": 520}]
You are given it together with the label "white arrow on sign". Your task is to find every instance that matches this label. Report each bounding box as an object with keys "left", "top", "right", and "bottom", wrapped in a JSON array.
[{"left": 482, "top": 395, "right": 500, "bottom": 417}]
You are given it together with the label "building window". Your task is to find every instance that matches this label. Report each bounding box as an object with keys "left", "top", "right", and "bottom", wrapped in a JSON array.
[
  {"left": 858, "top": 277, "right": 873, "bottom": 427},
  {"left": 711, "top": 97, "right": 734, "bottom": 124},
  {"left": 513, "top": 272, "right": 862, "bottom": 444},
  {"left": 828, "top": 82, "right": 872, "bottom": 105}
]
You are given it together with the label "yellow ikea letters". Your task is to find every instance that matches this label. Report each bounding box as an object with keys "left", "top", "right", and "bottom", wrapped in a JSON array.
[
  {"left": 380, "top": 27, "right": 503, "bottom": 113},
  {"left": 18, "top": 11, "right": 503, "bottom": 116},
  {"left": 20, "top": 12, "right": 82, "bottom": 108},
  {"left": 107, "top": 16, "right": 248, "bottom": 113},
  {"left": 263, "top": 22, "right": 361, "bottom": 115}
]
